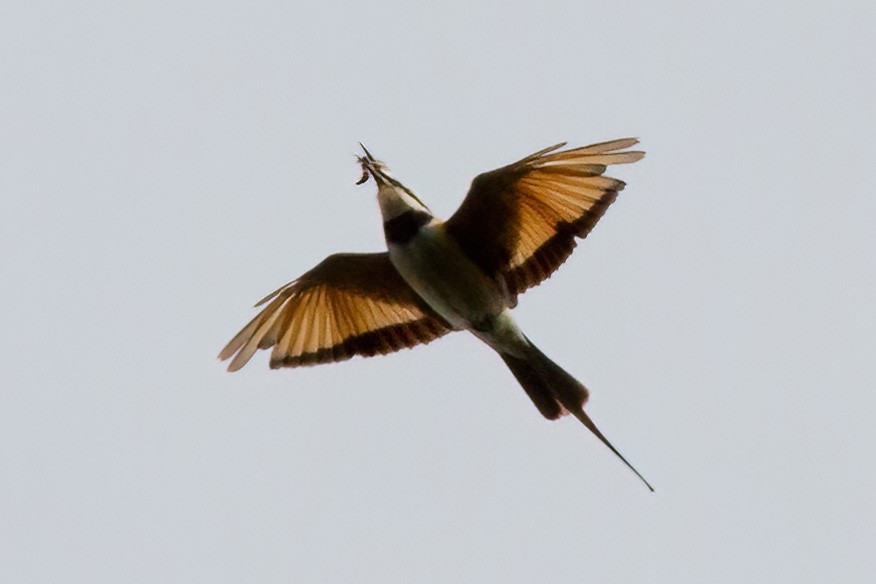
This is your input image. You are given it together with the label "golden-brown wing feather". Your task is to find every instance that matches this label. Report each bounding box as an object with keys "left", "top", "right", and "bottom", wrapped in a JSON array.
[
  {"left": 219, "top": 253, "right": 451, "bottom": 371},
  {"left": 444, "top": 138, "right": 644, "bottom": 298}
]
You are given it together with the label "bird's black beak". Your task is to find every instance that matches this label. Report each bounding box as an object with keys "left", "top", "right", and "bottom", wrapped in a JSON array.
[
  {"left": 358, "top": 142, "right": 376, "bottom": 162},
  {"left": 356, "top": 143, "right": 387, "bottom": 186}
]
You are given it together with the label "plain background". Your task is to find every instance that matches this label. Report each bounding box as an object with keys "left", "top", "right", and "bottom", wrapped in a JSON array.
[{"left": 3, "top": 1, "right": 875, "bottom": 582}]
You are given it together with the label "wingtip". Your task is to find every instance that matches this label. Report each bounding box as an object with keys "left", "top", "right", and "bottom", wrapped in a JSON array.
[
  {"left": 218, "top": 344, "right": 244, "bottom": 369},
  {"left": 217, "top": 345, "right": 234, "bottom": 362},
  {"left": 615, "top": 137, "right": 640, "bottom": 149},
  {"left": 226, "top": 352, "right": 250, "bottom": 373}
]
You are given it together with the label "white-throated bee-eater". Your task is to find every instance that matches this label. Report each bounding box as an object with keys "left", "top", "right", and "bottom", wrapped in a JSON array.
[{"left": 220, "top": 138, "right": 653, "bottom": 491}]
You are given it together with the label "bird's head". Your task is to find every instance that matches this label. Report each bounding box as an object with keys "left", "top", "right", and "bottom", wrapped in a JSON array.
[{"left": 356, "top": 143, "right": 431, "bottom": 222}]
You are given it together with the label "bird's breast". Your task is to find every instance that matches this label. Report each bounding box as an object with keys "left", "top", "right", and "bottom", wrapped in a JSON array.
[{"left": 388, "top": 223, "right": 507, "bottom": 330}]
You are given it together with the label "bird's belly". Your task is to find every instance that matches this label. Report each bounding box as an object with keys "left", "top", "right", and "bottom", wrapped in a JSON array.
[{"left": 388, "top": 225, "right": 506, "bottom": 330}]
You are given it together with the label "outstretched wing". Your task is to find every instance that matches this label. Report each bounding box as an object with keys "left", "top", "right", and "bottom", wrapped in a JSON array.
[
  {"left": 444, "top": 138, "right": 644, "bottom": 299},
  {"left": 219, "top": 253, "right": 451, "bottom": 371}
]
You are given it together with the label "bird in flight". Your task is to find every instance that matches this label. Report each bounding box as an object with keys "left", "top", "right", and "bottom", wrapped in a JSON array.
[{"left": 219, "top": 138, "right": 653, "bottom": 491}]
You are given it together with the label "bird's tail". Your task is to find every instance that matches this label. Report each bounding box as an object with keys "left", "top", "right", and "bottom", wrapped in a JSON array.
[{"left": 500, "top": 341, "right": 654, "bottom": 491}]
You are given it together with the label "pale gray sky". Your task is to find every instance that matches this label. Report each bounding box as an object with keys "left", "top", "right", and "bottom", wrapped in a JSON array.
[{"left": 3, "top": 1, "right": 875, "bottom": 582}]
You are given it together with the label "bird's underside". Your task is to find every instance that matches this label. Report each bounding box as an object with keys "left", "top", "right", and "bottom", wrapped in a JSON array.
[{"left": 219, "top": 138, "right": 653, "bottom": 491}]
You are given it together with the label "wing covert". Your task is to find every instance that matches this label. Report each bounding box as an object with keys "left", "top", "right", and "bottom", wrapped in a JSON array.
[
  {"left": 444, "top": 138, "right": 644, "bottom": 298},
  {"left": 219, "top": 253, "right": 451, "bottom": 371}
]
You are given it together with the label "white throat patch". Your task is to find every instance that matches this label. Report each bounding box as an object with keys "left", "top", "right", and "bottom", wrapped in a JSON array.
[{"left": 377, "top": 184, "right": 431, "bottom": 222}]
